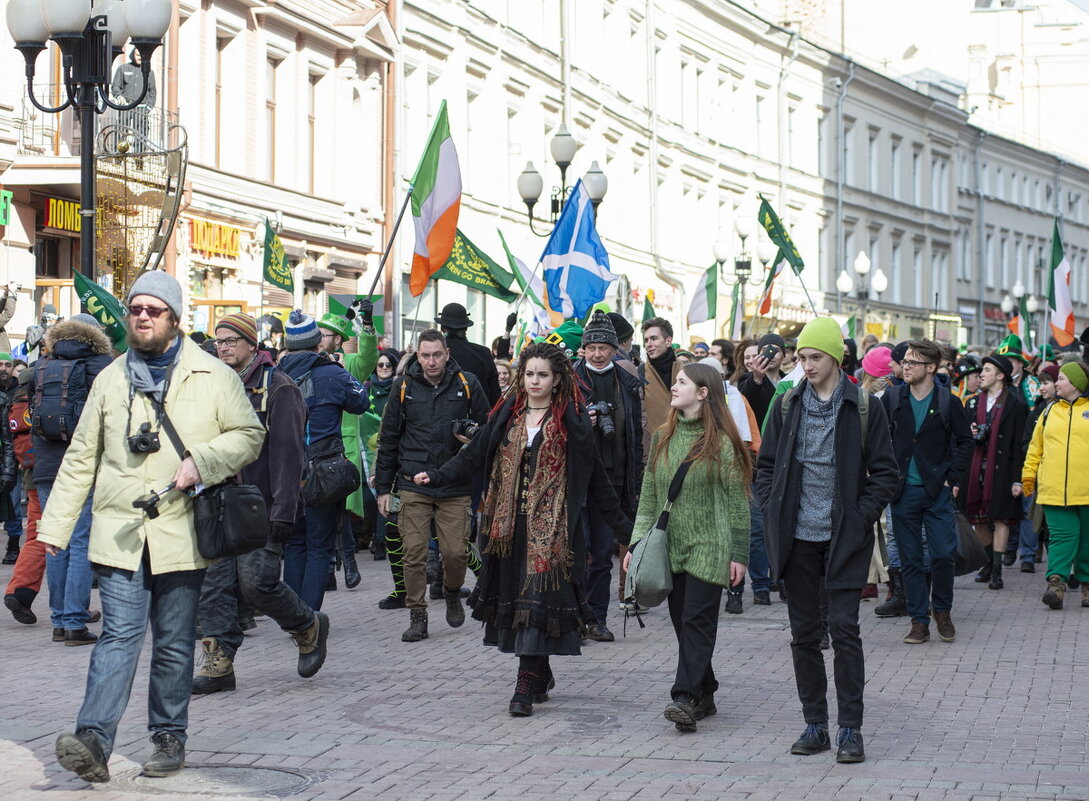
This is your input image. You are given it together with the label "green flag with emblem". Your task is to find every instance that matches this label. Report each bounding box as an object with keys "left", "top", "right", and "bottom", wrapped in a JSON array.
[{"left": 432, "top": 229, "right": 517, "bottom": 301}]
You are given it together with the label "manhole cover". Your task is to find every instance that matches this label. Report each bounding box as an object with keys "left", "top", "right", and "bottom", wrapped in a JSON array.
[{"left": 110, "top": 764, "right": 321, "bottom": 797}]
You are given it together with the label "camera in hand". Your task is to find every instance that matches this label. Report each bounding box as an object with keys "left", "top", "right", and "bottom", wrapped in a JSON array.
[
  {"left": 450, "top": 418, "right": 479, "bottom": 440},
  {"left": 128, "top": 422, "right": 161, "bottom": 454},
  {"left": 971, "top": 422, "right": 991, "bottom": 446},
  {"left": 585, "top": 401, "right": 616, "bottom": 440}
]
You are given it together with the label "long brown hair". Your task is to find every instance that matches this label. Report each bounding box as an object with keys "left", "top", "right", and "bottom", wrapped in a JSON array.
[
  {"left": 731, "top": 338, "right": 757, "bottom": 384},
  {"left": 652, "top": 363, "right": 752, "bottom": 493}
]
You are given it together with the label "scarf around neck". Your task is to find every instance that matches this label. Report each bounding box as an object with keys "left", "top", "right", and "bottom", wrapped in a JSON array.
[
  {"left": 649, "top": 348, "right": 676, "bottom": 389},
  {"left": 125, "top": 335, "right": 182, "bottom": 403},
  {"left": 967, "top": 387, "right": 1008, "bottom": 512},
  {"left": 482, "top": 403, "right": 571, "bottom": 589}
]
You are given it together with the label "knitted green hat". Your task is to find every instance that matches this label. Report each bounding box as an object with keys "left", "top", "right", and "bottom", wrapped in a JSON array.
[
  {"left": 996, "top": 334, "right": 1029, "bottom": 365},
  {"left": 796, "top": 317, "right": 844, "bottom": 362},
  {"left": 1060, "top": 362, "right": 1089, "bottom": 393},
  {"left": 543, "top": 321, "right": 584, "bottom": 361},
  {"left": 317, "top": 312, "right": 354, "bottom": 342},
  {"left": 0, "top": 352, "right": 11, "bottom": 363}
]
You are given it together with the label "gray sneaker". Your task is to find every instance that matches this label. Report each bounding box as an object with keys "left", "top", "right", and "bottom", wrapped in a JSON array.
[{"left": 142, "top": 732, "right": 185, "bottom": 778}]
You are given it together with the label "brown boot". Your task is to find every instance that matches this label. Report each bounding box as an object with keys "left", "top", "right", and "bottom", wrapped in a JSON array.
[
  {"left": 933, "top": 611, "right": 956, "bottom": 642},
  {"left": 191, "top": 637, "right": 236, "bottom": 694},
  {"left": 902, "top": 620, "right": 930, "bottom": 644},
  {"left": 1043, "top": 575, "right": 1066, "bottom": 610}
]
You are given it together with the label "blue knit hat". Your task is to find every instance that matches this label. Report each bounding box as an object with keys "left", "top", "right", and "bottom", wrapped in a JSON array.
[{"left": 285, "top": 309, "right": 322, "bottom": 351}]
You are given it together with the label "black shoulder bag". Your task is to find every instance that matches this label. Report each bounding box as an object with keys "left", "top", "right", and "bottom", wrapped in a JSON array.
[{"left": 160, "top": 411, "right": 269, "bottom": 560}]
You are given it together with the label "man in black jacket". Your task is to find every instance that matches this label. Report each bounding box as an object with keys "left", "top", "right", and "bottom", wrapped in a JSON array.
[
  {"left": 436, "top": 303, "right": 501, "bottom": 405},
  {"left": 192, "top": 313, "right": 329, "bottom": 695},
  {"left": 572, "top": 311, "right": 644, "bottom": 641},
  {"left": 758, "top": 317, "right": 899, "bottom": 764},
  {"left": 881, "top": 340, "right": 973, "bottom": 647},
  {"left": 739, "top": 333, "right": 787, "bottom": 426},
  {"left": 376, "top": 329, "right": 489, "bottom": 643}
]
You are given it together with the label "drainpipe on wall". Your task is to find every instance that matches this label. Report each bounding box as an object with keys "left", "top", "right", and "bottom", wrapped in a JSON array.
[
  {"left": 975, "top": 129, "right": 986, "bottom": 346},
  {"left": 560, "top": 0, "right": 571, "bottom": 124},
  {"left": 645, "top": 0, "right": 683, "bottom": 329},
  {"left": 385, "top": 0, "right": 402, "bottom": 345},
  {"left": 163, "top": 4, "right": 180, "bottom": 278},
  {"left": 834, "top": 61, "right": 855, "bottom": 314},
  {"left": 776, "top": 32, "right": 799, "bottom": 205}
]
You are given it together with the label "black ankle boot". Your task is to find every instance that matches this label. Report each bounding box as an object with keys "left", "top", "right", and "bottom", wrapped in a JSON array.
[
  {"left": 975, "top": 563, "right": 993, "bottom": 583},
  {"left": 343, "top": 550, "right": 361, "bottom": 589},
  {"left": 509, "top": 670, "right": 536, "bottom": 716},
  {"left": 989, "top": 562, "right": 1004, "bottom": 590}
]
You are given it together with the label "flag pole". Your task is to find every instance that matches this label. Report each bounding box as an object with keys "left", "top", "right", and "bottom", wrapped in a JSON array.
[{"left": 365, "top": 186, "right": 414, "bottom": 301}]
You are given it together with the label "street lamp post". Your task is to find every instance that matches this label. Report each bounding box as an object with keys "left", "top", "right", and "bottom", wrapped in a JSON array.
[
  {"left": 516, "top": 123, "right": 608, "bottom": 236},
  {"left": 7, "top": 0, "right": 172, "bottom": 279},
  {"left": 837, "top": 250, "right": 887, "bottom": 334},
  {"left": 718, "top": 215, "right": 763, "bottom": 335}
]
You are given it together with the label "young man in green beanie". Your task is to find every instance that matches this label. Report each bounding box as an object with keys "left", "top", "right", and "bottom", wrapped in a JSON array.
[{"left": 757, "top": 317, "right": 899, "bottom": 764}]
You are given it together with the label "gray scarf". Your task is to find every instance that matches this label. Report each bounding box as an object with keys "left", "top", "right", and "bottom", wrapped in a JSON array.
[{"left": 125, "top": 335, "right": 182, "bottom": 404}]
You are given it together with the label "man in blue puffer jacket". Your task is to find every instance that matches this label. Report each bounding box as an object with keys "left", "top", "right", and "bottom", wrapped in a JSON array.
[{"left": 279, "top": 310, "right": 368, "bottom": 611}]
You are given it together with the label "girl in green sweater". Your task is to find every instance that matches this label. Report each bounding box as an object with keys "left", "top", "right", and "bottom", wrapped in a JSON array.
[{"left": 626, "top": 362, "right": 751, "bottom": 732}]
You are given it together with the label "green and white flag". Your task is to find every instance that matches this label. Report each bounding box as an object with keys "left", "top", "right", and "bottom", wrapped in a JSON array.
[
  {"left": 726, "top": 282, "right": 743, "bottom": 339},
  {"left": 841, "top": 315, "right": 857, "bottom": 339},
  {"left": 433, "top": 229, "right": 517, "bottom": 301},
  {"left": 498, "top": 228, "right": 557, "bottom": 334},
  {"left": 686, "top": 262, "right": 718, "bottom": 326},
  {"left": 263, "top": 218, "right": 293, "bottom": 294},
  {"left": 73, "top": 271, "right": 127, "bottom": 352},
  {"left": 642, "top": 296, "right": 656, "bottom": 325}
]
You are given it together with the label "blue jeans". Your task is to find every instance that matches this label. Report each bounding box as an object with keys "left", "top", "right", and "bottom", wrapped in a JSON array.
[
  {"left": 891, "top": 484, "right": 957, "bottom": 624},
  {"left": 885, "top": 506, "right": 931, "bottom": 571},
  {"left": 38, "top": 483, "right": 94, "bottom": 630},
  {"left": 1015, "top": 496, "right": 1037, "bottom": 564},
  {"left": 284, "top": 503, "right": 341, "bottom": 611},
  {"left": 76, "top": 556, "right": 204, "bottom": 760},
  {"left": 734, "top": 496, "right": 771, "bottom": 594},
  {"left": 4, "top": 485, "right": 22, "bottom": 536}
]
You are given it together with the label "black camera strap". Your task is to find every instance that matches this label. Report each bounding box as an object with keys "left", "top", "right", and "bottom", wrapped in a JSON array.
[{"left": 158, "top": 409, "right": 187, "bottom": 463}]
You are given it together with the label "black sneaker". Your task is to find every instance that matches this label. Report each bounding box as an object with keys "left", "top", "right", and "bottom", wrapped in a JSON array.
[
  {"left": 1020, "top": 561, "right": 1035, "bottom": 573},
  {"left": 1002, "top": 551, "right": 1017, "bottom": 567},
  {"left": 5, "top": 594, "right": 36, "bottom": 625},
  {"left": 790, "top": 723, "right": 831, "bottom": 755},
  {"left": 52, "top": 628, "right": 66, "bottom": 642},
  {"left": 663, "top": 694, "right": 697, "bottom": 731},
  {"left": 587, "top": 622, "right": 615, "bottom": 642},
  {"left": 725, "top": 592, "right": 743, "bottom": 615},
  {"left": 835, "top": 727, "right": 865, "bottom": 763},
  {"left": 142, "top": 732, "right": 185, "bottom": 777},
  {"left": 753, "top": 590, "right": 772, "bottom": 606},
  {"left": 65, "top": 628, "right": 98, "bottom": 647},
  {"left": 778, "top": 585, "right": 788, "bottom": 603},
  {"left": 55, "top": 731, "right": 110, "bottom": 783},
  {"left": 1, "top": 543, "right": 19, "bottom": 565}
]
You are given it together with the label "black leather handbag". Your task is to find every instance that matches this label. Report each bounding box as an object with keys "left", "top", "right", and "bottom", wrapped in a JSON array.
[
  {"left": 301, "top": 435, "right": 360, "bottom": 507},
  {"left": 161, "top": 413, "right": 269, "bottom": 559}
]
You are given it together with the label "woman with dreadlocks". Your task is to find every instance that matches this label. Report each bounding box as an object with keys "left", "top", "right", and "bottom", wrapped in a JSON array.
[{"left": 413, "top": 342, "right": 630, "bottom": 716}]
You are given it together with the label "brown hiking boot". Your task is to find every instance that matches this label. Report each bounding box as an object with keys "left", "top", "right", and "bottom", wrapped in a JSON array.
[
  {"left": 902, "top": 621, "right": 930, "bottom": 644},
  {"left": 191, "top": 637, "right": 235, "bottom": 694},
  {"left": 933, "top": 611, "right": 956, "bottom": 642},
  {"left": 1043, "top": 575, "right": 1066, "bottom": 610}
]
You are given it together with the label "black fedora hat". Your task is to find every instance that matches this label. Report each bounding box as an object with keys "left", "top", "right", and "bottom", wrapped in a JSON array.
[{"left": 435, "top": 302, "right": 474, "bottom": 329}]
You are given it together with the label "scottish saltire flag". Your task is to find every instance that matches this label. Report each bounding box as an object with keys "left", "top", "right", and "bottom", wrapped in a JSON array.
[
  {"left": 540, "top": 180, "right": 616, "bottom": 319},
  {"left": 1048, "top": 219, "right": 1076, "bottom": 346},
  {"left": 498, "top": 228, "right": 561, "bottom": 335}
]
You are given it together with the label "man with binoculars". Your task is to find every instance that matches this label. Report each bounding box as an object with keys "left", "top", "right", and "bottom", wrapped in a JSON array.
[{"left": 573, "top": 310, "right": 645, "bottom": 642}]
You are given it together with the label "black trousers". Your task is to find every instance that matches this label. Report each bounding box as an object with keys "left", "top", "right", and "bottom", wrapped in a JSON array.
[
  {"left": 666, "top": 572, "right": 723, "bottom": 702},
  {"left": 781, "top": 539, "right": 865, "bottom": 728}
]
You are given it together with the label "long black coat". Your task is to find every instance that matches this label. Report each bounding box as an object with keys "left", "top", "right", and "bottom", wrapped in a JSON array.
[
  {"left": 756, "top": 380, "right": 900, "bottom": 590},
  {"left": 428, "top": 396, "right": 631, "bottom": 561},
  {"left": 957, "top": 390, "right": 1028, "bottom": 521}
]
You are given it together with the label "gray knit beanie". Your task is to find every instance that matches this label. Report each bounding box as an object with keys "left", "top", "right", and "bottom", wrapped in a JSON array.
[
  {"left": 285, "top": 309, "right": 322, "bottom": 351},
  {"left": 127, "top": 270, "right": 183, "bottom": 319},
  {"left": 70, "top": 313, "right": 101, "bottom": 328}
]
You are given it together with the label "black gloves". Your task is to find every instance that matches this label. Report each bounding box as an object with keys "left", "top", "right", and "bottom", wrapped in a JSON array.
[
  {"left": 270, "top": 521, "right": 294, "bottom": 544},
  {"left": 505, "top": 312, "right": 517, "bottom": 333},
  {"left": 357, "top": 298, "right": 374, "bottom": 328}
]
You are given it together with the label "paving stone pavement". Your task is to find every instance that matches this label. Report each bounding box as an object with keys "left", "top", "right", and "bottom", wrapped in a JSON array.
[{"left": 2, "top": 556, "right": 1089, "bottom": 801}]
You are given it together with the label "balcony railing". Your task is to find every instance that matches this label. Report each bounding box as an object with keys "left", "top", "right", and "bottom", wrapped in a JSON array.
[{"left": 18, "top": 84, "right": 180, "bottom": 157}]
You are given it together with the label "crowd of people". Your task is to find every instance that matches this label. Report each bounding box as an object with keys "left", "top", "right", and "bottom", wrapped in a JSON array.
[{"left": 1, "top": 273, "right": 1089, "bottom": 780}]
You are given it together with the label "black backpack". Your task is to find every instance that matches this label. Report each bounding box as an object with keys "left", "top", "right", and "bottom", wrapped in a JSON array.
[{"left": 32, "top": 358, "right": 90, "bottom": 442}]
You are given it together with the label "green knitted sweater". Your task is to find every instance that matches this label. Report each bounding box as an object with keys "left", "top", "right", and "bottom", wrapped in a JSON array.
[{"left": 631, "top": 415, "right": 751, "bottom": 588}]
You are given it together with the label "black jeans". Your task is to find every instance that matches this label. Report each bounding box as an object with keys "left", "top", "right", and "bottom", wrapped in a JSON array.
[
  {"left": 199, "top": 542, "right": 314, "bottom": 662},
  {"left": 666, "top": 572, "right": 722, "bottom": 702},
  {"left": 782, "top": 538, "right": 865, "bottom": 728}
]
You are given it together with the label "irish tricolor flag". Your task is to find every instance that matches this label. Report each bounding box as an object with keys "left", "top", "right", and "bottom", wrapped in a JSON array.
[
  {"left": 758, "top": 249, "right": 787, "bottom": 315},
  {"left": 1048, "top": 219, "right": 1076, "bottom": 346},
  {"left": 1007, "top": 294, "right": 1030, "bottom": 347},
  {"left": 686, "top": 262, "right": 717, "bottom": 326},
  {"left": 409, "top": 101, "right": 461, "bottom": 297}
]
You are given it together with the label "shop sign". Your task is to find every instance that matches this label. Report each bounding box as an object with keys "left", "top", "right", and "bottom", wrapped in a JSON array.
[
  {"left": 983, "top": 307, "right": 1007, "bottom": 321},
  {"left": 189, "top": 219, "right": 241, "bottom": 259},
  {"left": 43, "top": 197, "right": 81, "bottom": 233}
]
